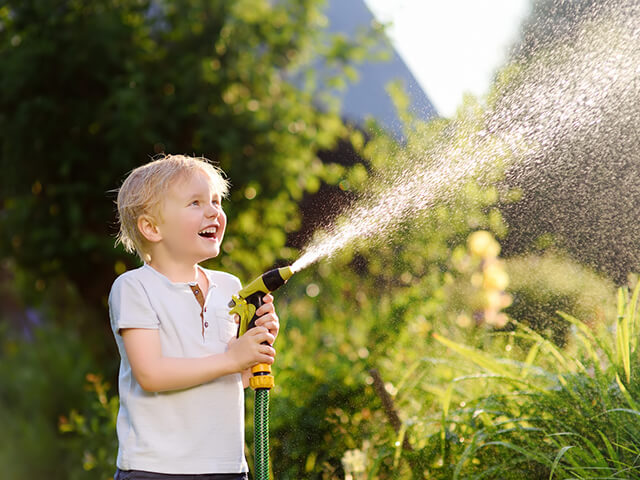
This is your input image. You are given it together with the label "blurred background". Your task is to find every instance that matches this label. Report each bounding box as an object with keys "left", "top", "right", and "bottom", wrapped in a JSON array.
[{"left": 2, "top": 1, "right": 639, "bottom": 479}]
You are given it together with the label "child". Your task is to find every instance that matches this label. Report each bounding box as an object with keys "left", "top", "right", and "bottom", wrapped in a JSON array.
[{"left": 109, "top": 154, "right": 279, "bottom": 479}]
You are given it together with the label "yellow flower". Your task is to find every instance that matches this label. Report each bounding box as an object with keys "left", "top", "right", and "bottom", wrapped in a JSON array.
[
  {"left": 484, "top": 290, "right": 505, "bottom": 311},
  {"left": 483, "top": 263, "right": 509, "bottom": 290},
  {"left": 468, "top": 231, "right": 500, "bottom": 258}
]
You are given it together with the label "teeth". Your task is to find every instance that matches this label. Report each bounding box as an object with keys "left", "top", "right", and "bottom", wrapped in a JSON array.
[{"left": 199, "top": 227, "right": 218, "bottom": 236}]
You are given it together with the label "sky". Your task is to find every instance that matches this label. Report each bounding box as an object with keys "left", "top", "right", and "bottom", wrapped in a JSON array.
[{"left": 363, "top": 0, "right": 532, "bottom": 117}]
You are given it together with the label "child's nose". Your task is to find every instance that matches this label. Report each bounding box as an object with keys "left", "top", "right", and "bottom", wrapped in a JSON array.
[{"left": 206, "top": 203, "right": 222, "bottom": 217}]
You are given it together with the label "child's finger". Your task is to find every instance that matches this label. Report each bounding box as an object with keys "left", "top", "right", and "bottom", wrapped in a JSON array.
[
  {"left": 261, "top": 345, "right": 276, "bottom": 357},
  {"left": 262, "top": 294, "right": 274, "bottom": 304},
  {"left": 255, "top": 315, "right": 279, "bottom": 336},
  {"left": 244, "top": 326, "right": 273, "bottom": 342},
  {"left": 255, "top": 310, "right": 276, "bottom": 325},
  {"left": 256, "top": 301, "right": 275, "bottom": 317},
  {"left": 254, "top": 329, "right": 275, "bottom": 345},
  {"left": 258, "top": 354, "right": 275, "bottom": 365},
  {"left": 247, "top": 326, "right": 269, "bottom": 335}
]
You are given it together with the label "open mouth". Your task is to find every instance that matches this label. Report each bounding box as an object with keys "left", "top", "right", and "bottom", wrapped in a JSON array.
[{"left": 198, "top": 226, "right": 218, "bottom": 239}]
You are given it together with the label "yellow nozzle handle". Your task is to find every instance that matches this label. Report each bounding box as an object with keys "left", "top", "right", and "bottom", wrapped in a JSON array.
[{"left": 230, "top": 266, "right": 294, "bottom": 337}]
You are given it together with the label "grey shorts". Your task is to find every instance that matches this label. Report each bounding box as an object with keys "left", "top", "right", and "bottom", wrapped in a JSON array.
[{"left": 114, "top": 469, "right": 248, "bottom": 480}]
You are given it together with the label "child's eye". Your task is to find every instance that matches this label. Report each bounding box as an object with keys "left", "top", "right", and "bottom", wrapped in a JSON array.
[{"left": 190, "top": 200, "right": 200, "bottom": 206}]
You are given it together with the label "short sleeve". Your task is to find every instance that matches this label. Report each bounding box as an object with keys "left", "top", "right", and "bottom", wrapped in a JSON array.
[{"left": 108, "top": 274, "right": 160, "bottom": 335}]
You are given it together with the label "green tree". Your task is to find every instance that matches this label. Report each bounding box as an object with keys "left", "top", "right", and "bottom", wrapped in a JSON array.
[{"left": 0, "top": 0, "right": 357, "bottom": 319}]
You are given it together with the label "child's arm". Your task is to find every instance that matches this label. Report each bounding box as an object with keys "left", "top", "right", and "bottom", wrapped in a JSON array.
[{"left": 122, "top": 326, "right": 275, "bottom": 392}]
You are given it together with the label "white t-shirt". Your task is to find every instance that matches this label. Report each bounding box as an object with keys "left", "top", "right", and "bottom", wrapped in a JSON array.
[{"left": 108, "top": 264, "right": 248, "bottom": 474}]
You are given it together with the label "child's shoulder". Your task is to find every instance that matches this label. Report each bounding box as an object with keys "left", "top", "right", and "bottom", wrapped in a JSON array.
[
  {"left": 113, "top": 264, "right": 147, "bottom": 281},
  {"left": 110, "top": 265, "right": 148, "bottom": 292}
]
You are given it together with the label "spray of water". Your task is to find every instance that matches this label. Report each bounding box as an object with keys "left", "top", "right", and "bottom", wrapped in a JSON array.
[{"left": 292, "top": 0, "right": 640, "bottom": 274}]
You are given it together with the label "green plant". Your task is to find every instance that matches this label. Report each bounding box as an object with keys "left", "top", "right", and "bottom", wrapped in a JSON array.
[
  {"left": 0, "top": 322, "right": 99, "bottom": 480},
  {"left": 431, "top": 280, "right": 640, "bottom": 479},
  {"left": 59, "top": 374, "right": 119, "bottom": 480}
]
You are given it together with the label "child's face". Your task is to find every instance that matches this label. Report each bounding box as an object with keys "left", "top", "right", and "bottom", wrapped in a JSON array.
[{"left": 155, "top": 170, "right": 227, "bottom": 265}]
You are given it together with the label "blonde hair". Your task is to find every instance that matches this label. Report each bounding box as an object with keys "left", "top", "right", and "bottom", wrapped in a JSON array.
[{"left": 115, "top": 154, "right": 229, "bottom": 262}]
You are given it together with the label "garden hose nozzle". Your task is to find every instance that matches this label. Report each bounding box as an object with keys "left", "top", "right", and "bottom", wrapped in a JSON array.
[
  {"left": 228, "top": 265, "right": 294, "bottom": 480},
  {"left": 229, "top": 265, "right": 294, "bottom": 338}
]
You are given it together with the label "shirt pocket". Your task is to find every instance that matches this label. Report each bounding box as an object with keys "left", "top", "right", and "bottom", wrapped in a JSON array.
[{"left": 216, "top": 309, "right": 238, "bottom": 343}]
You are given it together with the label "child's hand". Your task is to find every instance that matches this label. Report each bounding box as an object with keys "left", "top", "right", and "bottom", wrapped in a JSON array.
[
  {"left": 254, "top": 294, "right": 280, "bottom": 340},
  {"left": 226, "top": 327, "right": 275, "bottom": 372}
]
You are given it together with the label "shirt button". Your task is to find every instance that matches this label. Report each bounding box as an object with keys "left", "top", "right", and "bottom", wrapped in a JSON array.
[
  {"left": 204, "top": 322, "right": 209, "bottom": 328},
  {"left": 194, "top": 289, "right": 200, "bottom": 295}
]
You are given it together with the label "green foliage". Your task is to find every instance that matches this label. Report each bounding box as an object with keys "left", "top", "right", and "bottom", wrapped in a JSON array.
[
  {"left": 59, "top": 374, "right": 119, "bottom": 480},
  {"left": 429, "top": 282, "right": 640, "bottom": 479},
  {"left": 268, "top": 227, "right": 624, "bottom": 479},
  {"left": 0, "top": 322, "right": 99, "bottom": 480}
]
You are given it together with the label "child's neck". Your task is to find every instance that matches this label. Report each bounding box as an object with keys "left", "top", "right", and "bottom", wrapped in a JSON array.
[{"left": 148, "top": 259, "right": 203, "bottom": 286}]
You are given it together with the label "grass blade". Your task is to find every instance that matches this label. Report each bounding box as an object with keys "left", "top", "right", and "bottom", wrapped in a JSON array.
[
  {"left": 549, "top": 445, "right": 574, "bottom": 480},
  {"left": 433, "top": 333, "right": 515, "bottom": 377}
]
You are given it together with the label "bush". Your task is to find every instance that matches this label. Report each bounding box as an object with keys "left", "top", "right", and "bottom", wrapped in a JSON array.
[
  {"left": 59, "top": 374, "right": 119, "bottom": 480},
  {"left": 430, "top": 281, "right": 640, "bottom": 479},
  {"left": 0, "top": 322, "right": 99, "bottom": 479}
]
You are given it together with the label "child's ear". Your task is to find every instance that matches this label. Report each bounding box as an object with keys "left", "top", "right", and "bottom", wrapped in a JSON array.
[{"left": 138, "top": 215, "right": 162, "bottom": 243}]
